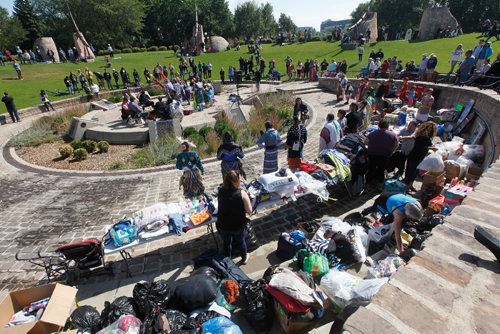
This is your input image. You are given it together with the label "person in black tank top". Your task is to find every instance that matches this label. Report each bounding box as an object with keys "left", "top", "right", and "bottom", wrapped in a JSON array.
[{"left": 217, "top": 171, "right": 253, "bottom": 265}]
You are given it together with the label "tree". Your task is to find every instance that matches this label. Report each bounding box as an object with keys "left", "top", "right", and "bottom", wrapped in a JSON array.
[
  {"left": 435, "top": 0, "right": 500, "bottom": 33},
  {"left": 0, "top": 7, "right": 28, "bottom": 49},
  {"left": 260, "top": 3, "right": 278, "bottom": 37},
  {"left": 234, "top": 1, "right": 262, "bottom": 40},
  {"left": 278, "top": 13, "right": 297, "bottom": 33},
  {"left": 13, "top": 0, "right": 43, "bottom": 46},
  {"left": 350, "top": 2, "right": 371, "bottom": 24}
]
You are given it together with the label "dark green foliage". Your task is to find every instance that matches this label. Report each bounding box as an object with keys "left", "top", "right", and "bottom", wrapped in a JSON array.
[{"left": 182, "top": 127, "right": 198, "bottom": 138}]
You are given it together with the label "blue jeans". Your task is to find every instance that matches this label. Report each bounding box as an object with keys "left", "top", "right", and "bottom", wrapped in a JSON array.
[{"left": 219, "top": 228, "right": 247, "bottom": 260}]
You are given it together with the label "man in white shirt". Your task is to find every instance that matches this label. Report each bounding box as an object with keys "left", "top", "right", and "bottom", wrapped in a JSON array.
[{"left": 319, "top": 113, "right": 341, "bottom": 151}]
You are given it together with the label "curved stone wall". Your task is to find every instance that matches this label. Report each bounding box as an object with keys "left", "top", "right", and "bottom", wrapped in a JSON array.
[{"left": 319, "top": 77, "right": 500, "bottom": 168}]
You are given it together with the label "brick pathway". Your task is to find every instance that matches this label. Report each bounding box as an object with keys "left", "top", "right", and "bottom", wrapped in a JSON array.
[{"left": 0, "top": 83, "right": 379, "bottom": 295}]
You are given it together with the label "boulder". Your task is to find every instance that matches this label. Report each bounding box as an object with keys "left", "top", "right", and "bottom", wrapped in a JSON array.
[
  {"left": 348, "top": 12, "right": 378, "bottom": 43},
  {"left": 209, "top": 36, "right": 229, "bottom": 53},
  {"left": 418, "top": 7, "right": 458, "bottom": 40},
  {"left": 33, "top": 37, "right": 59, "bottom": 62}
]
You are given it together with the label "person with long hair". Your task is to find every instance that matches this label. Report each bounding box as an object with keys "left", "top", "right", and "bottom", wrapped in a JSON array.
[
  {"left": 217, "top": 131, "right": 245, "bottom": 180},
  {"left": 176, "top": 142, "right": 205, "bottom": 198},
  {"left": 217, "top": 171, "right": 253, "bottom": 265},
  {"left": 286, "top": 116, "right": 307, "bottom": 170},
  {"left": 39, "top": 90, "right": 55, "bottom": 112},
  {"left": 403, "top": 122, "right": 437, "bottom": 191}
]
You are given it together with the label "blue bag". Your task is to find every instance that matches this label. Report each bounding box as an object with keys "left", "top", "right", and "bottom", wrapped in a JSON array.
[
  {"left": 384, "top": 178, "right": 406, "bottom": 194},
  {"left": 109, "top": 218, "right": 138, "bottom": 247},
  {"left": 201, "top": 316, "right": 243, "bottom": 334}
]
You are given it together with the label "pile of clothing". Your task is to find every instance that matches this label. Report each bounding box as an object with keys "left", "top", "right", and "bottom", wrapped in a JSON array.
[{"left": 4, "top": 298, "right": 50, "bottom": 328}]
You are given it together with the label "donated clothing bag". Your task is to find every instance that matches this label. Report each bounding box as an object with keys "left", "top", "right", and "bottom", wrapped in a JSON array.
[
  {"left": 193, "top": 249, "right": 252, "bottom": 285},
  {"left": 276, "top": 232, "right": 307, "bottom": 261},
  {"left": 171, "top": 274, "right": 218, "bottom": 313},
  {"left": 109, "top": 219, "right": 138, "bottom": 247},
  {"left": 302, "top": 252, "right": 330, "bottom": 279}
]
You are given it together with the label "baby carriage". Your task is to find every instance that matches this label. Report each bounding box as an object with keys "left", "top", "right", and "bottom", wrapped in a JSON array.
[{"left": 15, "top": 238, "right": 113, "bottom": 285}]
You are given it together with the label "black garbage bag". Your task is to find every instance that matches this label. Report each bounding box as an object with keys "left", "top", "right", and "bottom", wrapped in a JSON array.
[
  {"left": 171, "top": 274, "right": 218, "bottom": 313},
  {"left": 239, "top": 279, "right": 274, "bottom": 332},
  {"left": 193, "top": 249, "right": 252, "bottom": 285},
  {"left": 417, "top": 214, "right": 445, "bottom": 232},
  {"left": 133, "top": 280, "right": 171, "bottom": 319},
  {"left": 410, "top": 232, "right": 432, "bottom": 250},
  {"left": 64, "top": 305, "right": 101, "bottom": 334},
  {"left": 183, "top": 311, "right": 220, "bottom": 330},
  {"left": 100, "top": 296, "right": 137, "bottom": 327},
  {"left": 245, "top": 222, "right": 259, "bottom": 252},
  {"left": 141, "top": 309, "right": 188, "bottom": 334},
  {"left": 192, "top": 266, "right": 219, "bottom": 281}
]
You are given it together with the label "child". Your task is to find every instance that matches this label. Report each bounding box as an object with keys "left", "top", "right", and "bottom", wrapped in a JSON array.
[{"left": 407, "top": 86, "right": 416, "bottom": 107}]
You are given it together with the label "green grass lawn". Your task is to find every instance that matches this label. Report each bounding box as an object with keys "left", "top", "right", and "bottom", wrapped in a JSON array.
[{"left": 0, "top": 33, "right": 496, "bottom": 112}]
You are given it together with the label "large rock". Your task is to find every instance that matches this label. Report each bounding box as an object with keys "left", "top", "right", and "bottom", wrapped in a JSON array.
[
  {"left": 209, "top": 36, "right": 229, "bottom": 52},
  {"left": 418, "top": 7, "right": 458, "bottom": 40},
  {"left": 33, "top": 37, "right": 59, "bottom": 62},
  {"left": 348, "top": 12, "right": 378, "bottom": 43}
]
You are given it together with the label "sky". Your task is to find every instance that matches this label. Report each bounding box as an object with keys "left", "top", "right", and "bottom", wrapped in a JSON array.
[{"left": 0, "top": 0, "right": 365, "bottom": 30}]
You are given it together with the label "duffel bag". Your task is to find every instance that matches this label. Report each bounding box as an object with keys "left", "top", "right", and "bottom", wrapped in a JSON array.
[{"left": 109, "top": 219, "right": 138, "bottom": 247}]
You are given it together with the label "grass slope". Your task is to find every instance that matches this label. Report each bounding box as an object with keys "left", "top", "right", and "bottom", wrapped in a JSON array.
[{"left": 0, "top": 33, "right": 496, "bottom": 111}]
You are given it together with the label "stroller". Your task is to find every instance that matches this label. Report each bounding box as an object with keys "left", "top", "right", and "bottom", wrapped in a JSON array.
[{"left": 15, "top": 238, "right": 113, "bottom": 285}]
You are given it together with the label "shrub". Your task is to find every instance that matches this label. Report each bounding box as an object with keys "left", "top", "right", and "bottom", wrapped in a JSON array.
[
  {"left": 70, "top": 140, "right": 83, "bottom": 150},
  {"left": 128, "top": 135, "right": 178, "bottom": 168},
  {"left": 81, "top": 140, "right": 97, "bottom": 153},
  {"left": 110, "top": 161, "right": 127, "bottom": 170},
  {"left": 97, "top": 141, "right": 110, "bottom": 153},
  {"left": 205, "top": 130, "right": 221, "bottom": 154},
  {"left": 198, "top": 125, "right": 214, "bottom": 139},
  {"left": 183, "top": 127, "right": 198, "bottom": 138},
  {"left": 248, "top": 39, "right": 255, "bottom": 45},
  {"left": 58, "top": 145, "right": 73, "bottom": 159},
  {"left": 298, "top": 37, "right": 305, "bottom": 43},
  {"left": 147, "top": 46, "right": 159, "bottom": 52},
  {"left": 122, "top": 48, "right": 132, "bottom": 53},
  {"left": 73, "top": 148, "right": 88, "bottom": 161},
  {"left": 262, "top": 38, "right": 273, "bottom": 44},
  {"left": 97, "top": 50, "right": 106, "bottom": 56},
  {"left": 214, "top": 123, "right": 228, "bottom": 137},
  {"left": 187, "top": 133, "right": 205, "bottom": 147},
  {"left": 311, "top": 36, "right": 321, "bottom": 42},
  {"left": 114, "top": 49, "right": 121, "bottom": 54},
  {"left": 158, "top": 46, "right": 168, "bottom": 51},
  {"left": 326, "top": 35, "right": 333, "bottom": 42},
  {"left": 9, "top": 122, "right": 59, "bottom": 148}
]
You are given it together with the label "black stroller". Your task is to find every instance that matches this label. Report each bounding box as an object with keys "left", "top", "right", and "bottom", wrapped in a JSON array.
[{"left": 15, "top": 238, "right": 113, "bottom": 285}]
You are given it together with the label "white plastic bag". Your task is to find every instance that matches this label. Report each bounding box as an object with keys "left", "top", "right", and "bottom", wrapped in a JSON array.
[
  {"left": 258, "top": 168, "right": 299, "bottom": 198},
  {"left": 367, "top": 255, "right": 405, "bottom": 278},
  {"left": 462, "top": 145, "right": 484, "bottom": 162},
  {"left": 314, "top": 217, "right": 352, "bottom": 239},
  {"left": 417, "top": 151, "right": 444, "bottom": 172},
  {"left": 320, "top": 270, "right": 361, "bottom": 309},
  {"left": 295, "top": 171, "right": 329, "bottom": 201},
  {"left": 368, "top": 223, "right": 394, "bottom": 244},
  {"left": 351, "top": 277, "right": 389, "bottom": 302},
  {"left": 456, "top": 156, "right": 474, "bottom": 167},
  {"left": 97, "top": 315, "right": 141, "bottom": 334}
]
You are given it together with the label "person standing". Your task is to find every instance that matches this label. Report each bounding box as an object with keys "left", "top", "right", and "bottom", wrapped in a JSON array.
[
  {"left": 216, "top": 171, "right": 252, "bottom": 265},
  {"left": 404, "top": 122, "right": 437, "bottom": 191},
  {"left": 12, "top": 60, "right": 23, "bottom": 80},
  {"left": 416, "top": 88, "right": 435, "bottom": 122},
  {"left": 286, "top": 116, "right": 307, "bottom": 171},
  {"left": 58, "top": 48, "right": 67, "bottom": 63},
  {"left": 418, "top": 54, "right": 428, "bottom": 81},
  {"left": 457, "top": 50, "right": 475, "bottom": 84},
  {"left": 107, "top": 44, "right": 114, "bottom": 58},
  {"left": 40, "top": 90, "right": 55, "bottom": 112},
  {"left": 448, "top": 44, "right": 464, "bottom": 73},
  {"left": 254, "top": 68, "right": 262, "bottom": 91},
  {"left": 366, "top": 119, "right": 399, "bottom": 184},
  {"left": 358, "top": 45, "right": 364, "bottom": 62},
  {"left": 257, "top": 121, "right": 282, "bottom": 174},
  {"left": 426, "top": 54, "right": 438, "bottom": 81},
  {"left": 103, "top": 69, "right": 113, "bottom": 90},
  {"left": 64, "top": 76, "right": 73, "bottom": 95},
  {"left": 217, "top": 132, "right": 245, "bottom": 179},
  {"left": 344, "top": 102, "right": 363, "bottom": 134},
  {"left": 319, "top": 113, "right": 341, "bottom": 151},
  {"left": 69, "top": 72, "right": 80, "bottom": 93},
  {"left": 220, "top": 67, "right": 225, "bottom": 84},
  {"left": 112, "top": 69, "right": 120, "bottom": 89},
  {"left": 176, "top": 142, "right": 205, "bottom": 198},
  {"left": 1, "top": 92, "right": 21, "bottom": 123}
]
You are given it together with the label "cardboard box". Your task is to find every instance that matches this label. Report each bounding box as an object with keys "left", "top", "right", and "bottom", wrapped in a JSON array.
[
  {"left": 444, "top": 161, "right": 466, "bottom": 180},
  {"left": 0, "top": 283, "right": 77, "bottom": 334},
  {"left": 274, "top": 299, "right": 315, "bottom": 333},
  {"left": 466, "top": 166, "right": 483, "bottom": 180},
  {"left": 422, "top": 171, "right": 445, "bottom": 186}
]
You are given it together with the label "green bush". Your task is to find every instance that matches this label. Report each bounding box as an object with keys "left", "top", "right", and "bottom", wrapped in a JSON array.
[
  {"left": 128, "top": 135, "right": 178, "bottom": 168},
  {"left": 298, "top": 37, "right": 305, "bottom": 43},
  {"left": 188, "top": 133, "right": 205, "bottom": 147},
  {"left": 97, "top": 140, "right": 110, "bottom": 153},
  {"left": 9, "top": 122, "right": 60, "bottom": 148},
  {"left": 81, "top": 140, "right": 97, "bottom": 153},
  {"left": 73, "top": 148, "right": 88, "bottom": 161},
  {"left": 198, "top": 125, "right": 214, "bottom": 139},
  {"left": 122, "top": 48, "right": 132, "bottom": 53},
  {"left": 172, "top": 45, "right": 180, "bottom": 52},
  {"left": 311, "top": 36, "right": 321, "bottom": 42},
  {"left": 114, "top": 49, "right": 122, "bottom": 54},
  {"left": 183, "top": 127, "right": 198, "bottom": 138},
  {"left": 262, "top": 38, "right": 273, "bottom": 44},
  {"left": 249, "top": 39, "right": 255, "bottom": 45},
  {"left": 132, "top": 47, "right": 146, "bottom": 53},
  {"left": 70, "top": 140, "right": 83, "bottom": 150},
  {"left": 110, "top": 161, "right": 127, "bottom": 170},
  {"left": 214, "top": 123, "right": 228, "bottom": 137},
  {"left": 147, "top": 46, "right": 159, "bottom": 52},
  {"left": 158, "top": 46, "right": 168, "bottom": 51},
  {"left": 58, "top": 145, "right": 73, "bottom": 159},
  {"left": 326, "top": 35, "right": 333, "bottom": 42},
  {"left": 97, "top": 50, "right": 106, "bottom": 56}
]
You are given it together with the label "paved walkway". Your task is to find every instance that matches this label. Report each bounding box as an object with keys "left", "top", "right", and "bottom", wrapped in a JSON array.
[{"left": 1, "top": 81, "right": 373, "bottom": 295}]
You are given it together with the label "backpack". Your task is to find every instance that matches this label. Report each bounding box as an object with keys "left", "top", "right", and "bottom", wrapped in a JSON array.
[{"left": 109, "top": 219, "right": 138, "bottom": 247}]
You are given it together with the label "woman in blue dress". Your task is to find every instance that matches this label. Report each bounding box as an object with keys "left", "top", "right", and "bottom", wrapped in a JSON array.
[
  {"left": 176, "top": 142, "right": 205, "bottom": 198},
  {"left": 257, "top": 121, "right": 282, "bottom": 174}
]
